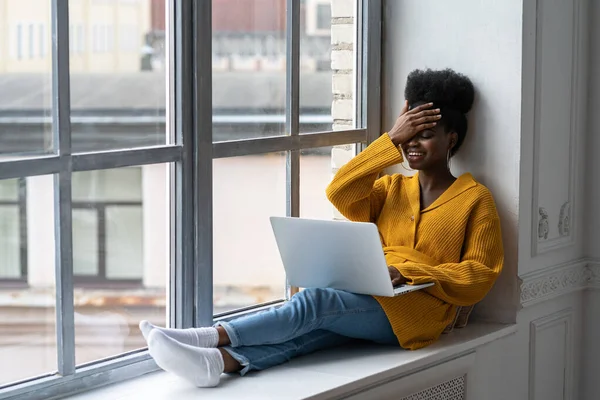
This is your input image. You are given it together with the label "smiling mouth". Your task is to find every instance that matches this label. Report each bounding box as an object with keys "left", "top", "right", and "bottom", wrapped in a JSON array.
[{"left": 407, "top": 151, "right": 425, "bottom": 158}]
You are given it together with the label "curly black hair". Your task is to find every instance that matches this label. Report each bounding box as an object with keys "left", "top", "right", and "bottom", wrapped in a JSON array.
[{"left": 404, "top": 68, "right": 475, "bottom": 156}]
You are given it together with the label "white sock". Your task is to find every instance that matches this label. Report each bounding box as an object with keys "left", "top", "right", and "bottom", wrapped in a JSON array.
[
  {"left": 139, "top": 320, "right": 219, "bottom": 348},
  {"left": 148, "top": 330, "right": 224, "bottom": 388}
]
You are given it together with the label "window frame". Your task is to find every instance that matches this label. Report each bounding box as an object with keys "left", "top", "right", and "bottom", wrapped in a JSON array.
[{"left": 0, "top": 0, "right": 381, "bottom": 398}]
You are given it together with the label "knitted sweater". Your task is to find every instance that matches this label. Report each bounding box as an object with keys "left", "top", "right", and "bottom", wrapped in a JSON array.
[{"left": 326, "top": 134, "right": 504, "bottom": 350}]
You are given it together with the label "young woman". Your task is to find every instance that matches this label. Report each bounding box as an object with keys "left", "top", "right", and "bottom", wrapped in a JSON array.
[{"left": 139, "top": 68, "right": 504, "bottom": 387}]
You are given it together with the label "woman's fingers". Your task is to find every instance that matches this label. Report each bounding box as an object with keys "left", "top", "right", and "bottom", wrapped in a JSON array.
[
  {"left": 400, "top": 100, "right": 409, "bottom": 115},
  {"left": 406, "top": 102, "right": 434, "bottom": 115},
  {"left": 412, "top": 113, "right": 441, "bottom": 126}
]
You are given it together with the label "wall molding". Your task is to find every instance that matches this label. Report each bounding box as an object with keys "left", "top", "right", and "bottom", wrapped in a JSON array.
[
  {"left": 520, "top": 259, "right": 595, "bottom": 307},
  {"left": 528, "top": 308, "right": 574, "bottom": 400},
  {"left": 530, "top": 0, "right": 581, "bottom": 256}
]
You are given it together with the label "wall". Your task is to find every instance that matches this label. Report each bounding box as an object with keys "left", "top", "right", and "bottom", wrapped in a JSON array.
[
  {"left": 384, "top": 0, "right": 593, "bottom": 399},
  {"left": 383, "top": 0, "right": 522, "bottom": 324},
  {"left": 583, "top": 0, "right": 600, "bottom": 398}
]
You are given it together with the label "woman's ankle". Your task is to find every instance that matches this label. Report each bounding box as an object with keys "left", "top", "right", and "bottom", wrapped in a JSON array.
[
  {"left": 216, "top": 326, "right": 231, "bottom": 347},
  {"left": 219, "top": 348, "right": 241, "bottom": 373}
]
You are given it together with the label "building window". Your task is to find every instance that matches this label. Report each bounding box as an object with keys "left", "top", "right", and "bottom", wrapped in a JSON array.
[
  {"left": 39, "top": 23, "right": 47, "bottom": 57},
  {"left": 72, "top": 168, "right": 143, "bottom": 284},
  {"left": 0, "top": 179, "right": 26, "bottom": 282},
  {"left": 76, "top": 25, "right": 85, "bottom": 53},
  {"left": 16, "top": 24, "right": 23, "bottom": 60},
  {"left": 28, "top": 24, "right": 35, "bottom": 59},
  {"left": 106, "top": 25, "right": 114, "bottom": 52},
  {"left": 316, "top": 4, "right": 332, "bottom": 31},
  {"left": 93, "top": 25, "right": 100, "bottom": 52}
]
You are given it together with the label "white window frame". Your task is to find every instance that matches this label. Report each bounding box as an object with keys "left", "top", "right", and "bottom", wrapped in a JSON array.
[{"left": 0, "top": 0, "right": 382, "bottom": 398}]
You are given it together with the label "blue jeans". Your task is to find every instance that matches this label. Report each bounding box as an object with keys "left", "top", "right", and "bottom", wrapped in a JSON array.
[{"left": 216, "top": 288, "right": 398, "bottom": 375}]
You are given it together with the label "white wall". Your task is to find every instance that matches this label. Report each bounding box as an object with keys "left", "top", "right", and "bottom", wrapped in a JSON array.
[{"left": 382, "top": 0, "right": 522, "bottom": 324}]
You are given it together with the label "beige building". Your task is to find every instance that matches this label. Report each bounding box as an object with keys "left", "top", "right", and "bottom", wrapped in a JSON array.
[{"left": 0, "top": 0, "right": 151, "bottom": 73}]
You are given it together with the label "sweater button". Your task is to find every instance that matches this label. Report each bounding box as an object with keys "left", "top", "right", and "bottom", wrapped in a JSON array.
[{"left": 410, "top": 215, "right": 415, "bottom": 221}]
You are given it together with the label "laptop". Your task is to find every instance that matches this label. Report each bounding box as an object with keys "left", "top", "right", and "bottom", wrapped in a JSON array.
[{"left": 269, "top": 217, "right": 434, "bottom": 297}]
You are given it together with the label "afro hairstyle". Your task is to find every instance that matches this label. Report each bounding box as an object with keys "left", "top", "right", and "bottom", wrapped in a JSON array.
[{"left": 404, "top": 68, "right": 475, "bottom": 156}]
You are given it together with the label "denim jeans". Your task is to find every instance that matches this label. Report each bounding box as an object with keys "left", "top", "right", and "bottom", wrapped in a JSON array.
[{"left": 216, "top": 287, "right": 398, "bottom": 375}]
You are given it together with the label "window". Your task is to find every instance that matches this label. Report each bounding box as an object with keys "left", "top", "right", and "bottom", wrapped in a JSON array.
[
  {"left": 0, "top": 0, "right": 381, "bottom": 398},
  {"left": 28, "top": 23, "right": 35, "bottom": 59},
  {"left": 0, "top": 179, "right": 26, "bottom": 282},
  {"left": 77, "top": 25, "right": 85, "bottom": 53},
  {"left": 316, "top": 4, "right": 332, "bottom": 30},
  {"left": 106, "top": 25, "right": 114, "bottom": 52},
  {"left": 92, "top": 25, "right": 100, "bottom": 52},
  {"left": 39, "top": 23, "right": 47, "bottom": 57},
  {"left": 72, "top": 168, "right": 144, "bottom": 284},
  {"left": 16, "top": 24, "right": 23, "bottom": 60}
]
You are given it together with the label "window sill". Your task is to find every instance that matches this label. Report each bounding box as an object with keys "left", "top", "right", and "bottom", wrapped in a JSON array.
[{"left": 62, "top": 322, "right": 516, "bottom": 400}]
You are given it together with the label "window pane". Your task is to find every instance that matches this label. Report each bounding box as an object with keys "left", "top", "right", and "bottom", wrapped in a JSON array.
[
  {"left": 300, "top": 144, "right": 355, "bottom": 219},
  {"left": 213, "top": 153, "right": 286, "bottom": 315},
  {"left": 0, "top": 205, "right": 21, "bottom": 279},
  {"left": 72, "top": 164, "right": 169, "bottom": 366},
  {"left": 72, "top": 168, "right": 142, "bottom": 202},
  {"left": 105, "top": 206, "right": 143, "bottom": 280},
  {"left": 212, "top": 0, "right": 286, "bottom": 142},
  {"left": 0, "top": 175, "right": 56, "bottom": 386},
  {"left": 72, "top": 209, "right": 99, "bottom": 277},
  {"left": 0, "top": 179, "right": 18, "bottom": 201},
  {"left": 300, "top": 0, "right": 356, "bottom": 133},
  {"left": 69, "top": 0, "right": 169, "bottom": 152},
  {"left": 0, "top": 2, "right": 52, "bottom": 156}
]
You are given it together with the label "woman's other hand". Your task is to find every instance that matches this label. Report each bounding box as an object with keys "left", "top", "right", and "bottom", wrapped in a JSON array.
[
  {"left": 387, "top": 101, "right": 441, "bottom": 147},
  {"left": 388, "top": 266, "right": 407, "bottom": 287}
]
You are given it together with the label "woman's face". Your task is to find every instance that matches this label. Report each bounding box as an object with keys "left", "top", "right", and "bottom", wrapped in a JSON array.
[{"left": 400, "top": 124, "right": 457, "bottom": 171}]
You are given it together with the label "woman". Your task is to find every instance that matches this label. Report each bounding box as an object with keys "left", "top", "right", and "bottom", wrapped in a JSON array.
[{"left": 139, "top": 68, "right": 504, "bottom": 388}]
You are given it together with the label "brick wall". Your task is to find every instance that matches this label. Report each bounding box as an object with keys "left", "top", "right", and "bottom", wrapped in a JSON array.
[{"left": 330, "top": 0, "right": 355, "bottom": 220}]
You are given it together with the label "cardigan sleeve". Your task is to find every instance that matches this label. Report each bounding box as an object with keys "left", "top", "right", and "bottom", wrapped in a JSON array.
[
  {"left": 326, "top": 134, "right": 404, "bottom": 223},
  {"left": 394, "top": 216, "right": 504, "bottom": 306}
]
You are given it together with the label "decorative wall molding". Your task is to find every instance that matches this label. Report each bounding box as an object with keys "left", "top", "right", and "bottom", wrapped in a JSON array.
[
  {"left": 528, "top": 308, "right": 574, "bottom": 400},
  {"left": 530, "top": 0, "right": 581, "bottom": 256},
  {"left": 520, "top": 259, "right": 591, "bottom": 307},
  {"left": 587, "top": 262, "right": 600, "bottom": 289}
]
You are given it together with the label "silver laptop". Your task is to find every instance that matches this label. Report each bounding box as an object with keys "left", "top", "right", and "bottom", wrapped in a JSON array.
[{"left": 270, "top": 217, "right": 434, "bottom": 297}]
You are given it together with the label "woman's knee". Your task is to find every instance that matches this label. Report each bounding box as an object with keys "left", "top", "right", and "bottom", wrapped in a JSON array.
[{"left": 293, "top": 288, "right": 335, "bottom": 306}]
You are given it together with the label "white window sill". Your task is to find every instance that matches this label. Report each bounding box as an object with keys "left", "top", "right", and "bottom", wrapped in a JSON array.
[{"left": 64, "top": 322, "right": 516, "bottom": 400}]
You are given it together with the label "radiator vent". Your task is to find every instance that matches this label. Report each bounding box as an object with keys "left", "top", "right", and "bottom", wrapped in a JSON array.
[{"left": 399, "top": 375, "right": 466, "bottom": 400}]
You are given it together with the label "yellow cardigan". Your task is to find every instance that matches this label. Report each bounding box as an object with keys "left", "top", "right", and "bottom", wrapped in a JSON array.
[{"left": 326, "top": 134, "right": 504, "bottom": 350}]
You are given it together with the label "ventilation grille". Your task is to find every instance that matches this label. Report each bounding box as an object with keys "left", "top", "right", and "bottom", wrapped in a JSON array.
[{"left": 399, "top": 375, "right": 466, "bottom": 400}]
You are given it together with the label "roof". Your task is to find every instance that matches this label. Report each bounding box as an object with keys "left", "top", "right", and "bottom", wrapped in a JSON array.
[{"left": 0, "top": 71, "right": 332, "bottom": 112}]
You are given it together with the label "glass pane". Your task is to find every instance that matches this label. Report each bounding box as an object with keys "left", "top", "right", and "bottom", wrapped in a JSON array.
[
  {"left": 69, "top": 0, "right": 168, "bottom": 152},
  {"left": 300, "top": 144, "right": 355, "bottom": 220},
  {"left": 72, "top": 168, "right": 142, "bottom": 202},
  {"left": 0, "top": 175, "right": 57, "bottom": 386},
  {"left": 0, "top": 179, "right": 18, "bottom": 201},
  {"left": 300, "top": 0, "right": 356, "bottom": 133},
  {"left": 72, "top": 209, "right": 99, "bottom": 277},
  {"left": 0, "top": 206, "right": 21, "bottom": 279},
  {"left": 106, "top": 206, "right": 143, "bottom": 280},
  {"left": 212, "top": 0, "right": 286, "bottom": 142},
  {"left": 72, "top": 164, "right": 169, "bottom": 366},
  {"left": 0, "top": 3, "right": 53, "bottom": 156},
  {"left": 213, "top": 153, "right": 286, "bottom": 315}
]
